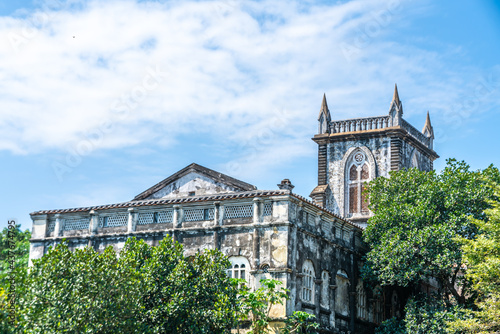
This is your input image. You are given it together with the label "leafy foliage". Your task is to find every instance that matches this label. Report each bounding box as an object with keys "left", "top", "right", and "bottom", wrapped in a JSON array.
[
  {"left": 282, "top": 311, "right": 319, "bottom": 334},
  {"left": 447, "top": 170, "right": 500, "bottom": 333},
  {"left": 0, "top": 224, "right": 31, "bottom": 333},
  {"left": 375, "top": 296, "right": 457, "bottom": 334},
  {"left": 9, "top": 237, "right": 240, "bottom": 333},
  {"left": 363, "top": 159, "right": 491, "bottom": 305},
  {"left": 237, "top": 279, "right": 288, "bottom": 334},
  {"left": 6, "top": 235, "right": 320, "bottom": 334},
  {"left": 0, "top": 224, "right": 31, "bottom": 286},
  {"left": 364, "top": 159, "right": 499, "bottom": 333}
]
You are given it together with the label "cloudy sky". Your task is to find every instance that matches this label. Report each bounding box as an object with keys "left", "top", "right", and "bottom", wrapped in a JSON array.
[{"left": 1, "top": 0, "right": 499, "bottom": 230}]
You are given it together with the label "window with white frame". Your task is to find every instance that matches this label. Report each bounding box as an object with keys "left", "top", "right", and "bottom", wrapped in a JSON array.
[
  {"left": 302, "top": 260, "right": 315, "bottom": 303},
  {"left": 347, "top": 151, "right": 370, "bottom": 216},
  {"left": 227, "top": 256, "right": 250, "bottom": 283},
  {"left": 356, "top": 280, "right": 367, "bottom": 320}
]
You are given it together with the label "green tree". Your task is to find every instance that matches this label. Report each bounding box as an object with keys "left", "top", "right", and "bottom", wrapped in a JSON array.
[
  {"left": 282, "top": 311, "right": 319, "bottom": 334},
  {"left": 363, "top": 159, "right": 495, "bottom": 333},
  {"left": 10, "top": 236, "right": 240, "bottom": 333},
  {"left": 14, "top": 242, "right": 146, "bottom": 333},
  {"left": 236, "top": 279, "right": 319, "bottom": 334},
  {"left": 447, "top": 172, "right": 500, "bottom": 333},
  {"left": 364, "top": 159, "right": 491, "bottom": 304},
  {"left": 134, "top": 237, "right": 239, "bottom": 333},
  {"left": 0, "top": 224, "right": 31, "bottom": 333},
  {"left": 0, "top": 224, "right": 31, "bottom": 287},
  {"left": 237, "top": 279, "right": 289, "bottom": 334}
]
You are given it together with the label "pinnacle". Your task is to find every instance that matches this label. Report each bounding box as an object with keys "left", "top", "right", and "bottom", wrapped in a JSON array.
[
  {"left": 392, "top": 84, "right": 401, "bottom": 105},
  {"left": 321, "top": 93, "right": 329, "bottom": 112},
  {"left": 422, "top": 111, "right": 434, "bottom": 137},
  {"left": 425, "top": 111, "right": 432, "bottom": 128}
]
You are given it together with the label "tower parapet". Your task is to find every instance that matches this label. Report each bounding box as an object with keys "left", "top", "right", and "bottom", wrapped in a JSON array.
[{"left": 311, "top": 86, "right": 439, "bottom": 226}]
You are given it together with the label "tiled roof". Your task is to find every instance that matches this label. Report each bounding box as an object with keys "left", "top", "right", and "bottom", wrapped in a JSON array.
[
  {"left": 30, "top": 189, "right": 361, "bottom": 230},
  {"left": 31, "top": 190, "right": 286, "bottom": 215}
]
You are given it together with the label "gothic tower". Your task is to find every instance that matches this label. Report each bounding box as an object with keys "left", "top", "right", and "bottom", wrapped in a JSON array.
[{"left": 310, "top": 85, "right": 439, "bottom": 227}]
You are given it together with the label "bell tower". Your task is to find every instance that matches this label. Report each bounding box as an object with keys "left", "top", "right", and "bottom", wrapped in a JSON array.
[{"left": 310, "top": 85, "right": 439, "bottom": 227}]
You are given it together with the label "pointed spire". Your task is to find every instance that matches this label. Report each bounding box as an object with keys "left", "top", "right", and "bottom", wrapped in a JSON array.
[
  {"left": 422, "top": 111, "right": 434, "bottom": 138},
  {"left": 318, "top": 93, "right": 331, "bottom": 134},
  {"left": 389, "top": 83, "right": 403, "bottom": 125},
  {"left": 422, "top": 111, "right": 434, "bottom": 149},
  {"left": 321, "top": 93, "right": 328, "bottom": 114},
  {"left": 392, "top": 83, "right": 401, "bottom": 106}
]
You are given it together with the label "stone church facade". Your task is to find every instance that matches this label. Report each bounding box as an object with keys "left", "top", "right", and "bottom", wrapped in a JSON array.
[{"left": 29, "top": 85, "right": 438, "bottom": 333}]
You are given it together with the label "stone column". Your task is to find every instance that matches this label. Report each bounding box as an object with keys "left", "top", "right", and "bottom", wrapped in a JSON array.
[
  {"left": 54, "top": 214, "right": 62, "bottom": 238},
  {"left": 296, "top": 272, "right": 304, "bottom": 310},
  {"left": 89, "top": 210, "right": 99, "bottom": 235},
  {"left": 315, "top": 278, "right": 322, "bottom": 316},
  {"left": 253, "top": 197, "right": 262, "bottom": 224},
  {"left": 315, "top": 213, "right": 322, "bottom": 235},
  {"left": 172, "top": 205, "right": 182, "bottom": 242},
  {"left": 253, "top": 228, "right": 260, "bottom": 269},
  {"left": 29, "top": 214, "right": 48, "bottom": 265},
  {"left": 127, "top": 208, "right": 136, "bottom": 233},
  {"left": 30, "top": 214, "right": 47, "bottom": 239},
  {"left": 173, "top": 205, "right": 182, "bottom": 228},
  {"left": 213, "top": 201, "right": 221, "bottom": 226}
]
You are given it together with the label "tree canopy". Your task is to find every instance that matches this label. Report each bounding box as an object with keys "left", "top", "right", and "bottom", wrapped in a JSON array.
[
  {"left": 4, "top": 235, "right": 319, "bottom": 334},
  {"left": 364, "top": 159, "right": 492, "bottom": 304},
  {"left": 8, "top": 237, "right": 240, "bottom": 333},
  {"left": 447, "top": 172, "right": 500, "bottom": 333}
]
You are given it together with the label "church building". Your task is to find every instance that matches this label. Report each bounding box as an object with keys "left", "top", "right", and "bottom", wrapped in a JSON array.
[{"left": 29, "top": 85, "right": 438, "bottom": 333}]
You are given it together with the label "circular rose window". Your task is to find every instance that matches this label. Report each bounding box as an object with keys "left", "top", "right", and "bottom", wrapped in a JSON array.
[{"left": 354, "top": 152, "right": 365, "bottom": 164}]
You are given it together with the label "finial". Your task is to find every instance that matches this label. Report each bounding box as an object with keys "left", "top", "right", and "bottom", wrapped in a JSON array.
[
  {"left": 422, "top": 111, "right": 434, "bottom": 137},
  {"left": 425, "top": 111, "right": 432, "bottom": 127},
  {"left": 321, "top": 93, "right": 328, "bottom": 113},
  {"left": 392, "top": 83, "right": 401, "bottom": 105}
]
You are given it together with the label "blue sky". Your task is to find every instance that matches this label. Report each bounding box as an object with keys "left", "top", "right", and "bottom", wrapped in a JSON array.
[{"left": 1, "top": 0, "right": 499, "bottom": 231}]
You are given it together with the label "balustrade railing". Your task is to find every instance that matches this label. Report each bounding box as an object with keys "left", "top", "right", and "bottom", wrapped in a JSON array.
[
  {"left": 330, "top": 116, "right": 390, "bottom": 134},
  {"left": 401, "top": 119, "right": 430, "bottom": 147},
  {"left": 329, "top": 115, "right": 431, "bottom": 148}
]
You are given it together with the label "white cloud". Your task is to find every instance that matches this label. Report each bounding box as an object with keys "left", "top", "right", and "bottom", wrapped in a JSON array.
[{"left": 0, "top": 0, "right": 498, "bottom": 169}]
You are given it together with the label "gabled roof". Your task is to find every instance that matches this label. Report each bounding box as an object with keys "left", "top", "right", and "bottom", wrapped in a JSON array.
[{"left": 132, "top": 163, "right": 257, "bottom": 201}]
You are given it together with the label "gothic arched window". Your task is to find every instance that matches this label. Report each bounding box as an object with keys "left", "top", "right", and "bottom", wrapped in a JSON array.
[
  {"left": 348, "top": 152, "right": 370, "bottom": 216},
  {"left": 227, "top": 256, "right": 250, "bottom": 283},
  {"left": 302, "top": 260, "right": 315, "bottom": 303}
]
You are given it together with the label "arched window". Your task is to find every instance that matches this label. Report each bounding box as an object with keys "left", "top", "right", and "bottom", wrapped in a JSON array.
[
  {"left": 347, "top": 151, "right": 370, "bottom": 216},
  {"left": 356, "top": 280, "right": 367, "bottom": 320},
  {"left": 227, "top": 256, "right": 250, "bottom": 283},
  {"left": 321, "top": 271, "right": 330, "bottom": 309},
  {"left": 302, "top": 260, "right": 315, "bottom": 303},
  {"left": 373, "top": 285, "right": 383, "bottom": 324},
  {"left": 335, "top": 269, "right": 350, "bottom": 316}
]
